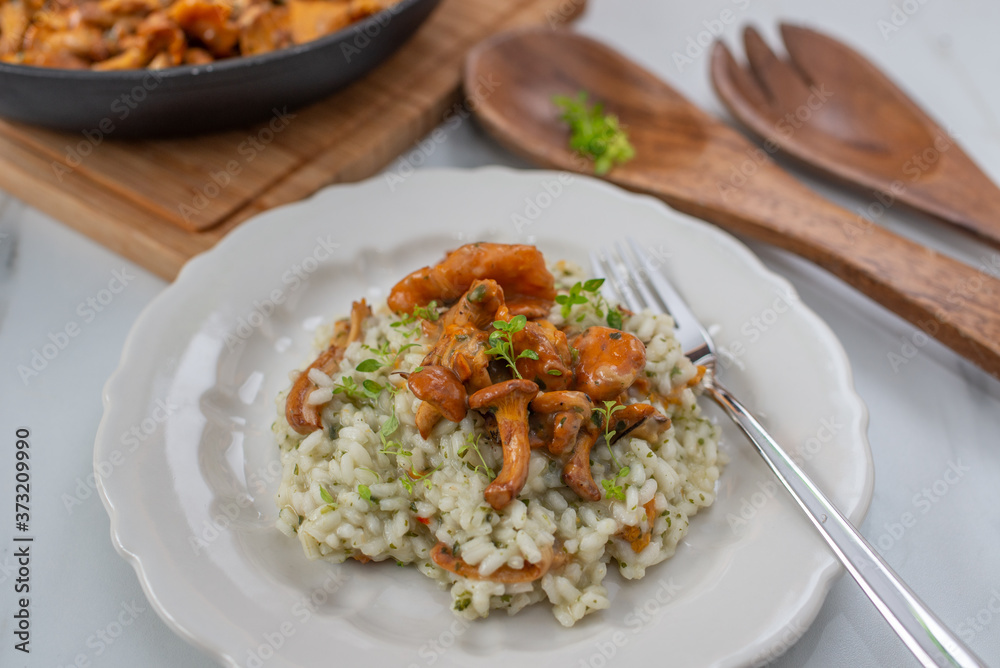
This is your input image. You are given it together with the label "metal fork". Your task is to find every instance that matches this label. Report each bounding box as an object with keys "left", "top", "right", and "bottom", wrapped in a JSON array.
[{"left": 591, "top": 240, "right": 985, "bottom": 668}]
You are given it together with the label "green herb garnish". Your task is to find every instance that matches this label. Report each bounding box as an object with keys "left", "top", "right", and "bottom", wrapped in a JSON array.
[
  {"left": 457, "top": 431, "right": 496, "bottom": 481},
  {"left": 484, "top": 315, "right": 538, "bottom": 379},
  {"left": 555, "top": 278, "right": 623, "bottom": 328},
  {"left": 553, "top": 91, "right": 635, "bottom": 175},
  {"left": 593, "top": 401, "right": 630, "bottom": 501}
]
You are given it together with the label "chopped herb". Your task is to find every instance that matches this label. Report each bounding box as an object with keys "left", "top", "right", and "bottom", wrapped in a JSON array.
[
  {"left": 467, "top": 284, "right": 487, "bottom": 303},
  {"left": 454, "top": 593, "right": 472, "bottom": 611},
  {"left": 413, "top": 301, "right": 440, "bottom": 322},
  {"left": 358, "top": 484, "right": 372, "bottom": 502},
  {"left": 546, "top": 369, "right": 563, "bottom": 376},
  {"left": 320, "top": 486, "right": 335, "bottom": 504},
  {"left": 553, "top": 91, "right": 635, "bottom": 175}
]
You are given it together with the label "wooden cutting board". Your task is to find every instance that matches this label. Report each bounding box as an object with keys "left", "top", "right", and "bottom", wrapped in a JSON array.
[{"left": 0, "top": 0, "right": 585, "bottom": 280}]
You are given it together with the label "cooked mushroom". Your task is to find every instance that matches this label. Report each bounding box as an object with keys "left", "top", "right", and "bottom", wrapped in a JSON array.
[
  {"left": 562, "top": 420, "right": 602, "bottom": 502},
  {"left": 430, "top": 541, "right": 564, "bottom": 583},
  {"left": 571, "top": 326, "right": 646, "bottom": 402},
  {"left": 468, "top": 379, "right": 539, "bottom": 510},
  {"left": 417, "top": 279, "right": 503, "bottom": 386},
  {"left": 511, "top": 318, "right": 572, "bottom": 391},
  {"left": 506, "top": 295, "right": 555, "bottom": 320},
  {"left": 407, "top": 365, "right": 468, "bottom": 439},
  {"left": 529, "top": 390, "right": 592, "bottom": 455},
  {"left": 285, "top": 299, "right": 370, "bottom": 434},
  {"left": 607, "top": 403, "right": 671, "bottom": 444},
  {"left": 387, "top": 243, "right": 556, "bottom": 314},
  {"left": 617, "top": 499, "right": 658, "bottom": 553},
  {"left": 414, "top": 401, "right": 443, "bottom": 439},
  {"left": 437, "top": 278, "right": 506, "bottom": 331}
]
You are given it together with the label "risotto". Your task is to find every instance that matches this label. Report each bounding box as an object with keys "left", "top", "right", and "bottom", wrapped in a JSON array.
[{"left": 272, "top": 243, "right": 721, "bottom": 627}]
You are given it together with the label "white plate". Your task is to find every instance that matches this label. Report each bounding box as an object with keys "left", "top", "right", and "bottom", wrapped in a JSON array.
[{"left": 95, "top": 167, "right": 872, "bottom": 668}]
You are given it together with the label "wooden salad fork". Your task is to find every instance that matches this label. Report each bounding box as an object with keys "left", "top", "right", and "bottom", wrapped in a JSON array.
[
  {"left": 711, "top": 24, "right": 1000, "bottom": 248},
  {"left": 465, "top": 28, "right": 1000, "bottom": 381}
]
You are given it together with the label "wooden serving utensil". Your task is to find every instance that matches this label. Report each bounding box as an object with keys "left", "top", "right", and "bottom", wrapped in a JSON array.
[
  {"left": 465, "top": 28, "right": 1000, "bottom": 380},
  {"left": 711, "top": 24, "right": 1000, "bottom": 249}
]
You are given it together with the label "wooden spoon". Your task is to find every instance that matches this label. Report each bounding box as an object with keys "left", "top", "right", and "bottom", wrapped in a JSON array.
[
  {"left": 711, "top": 24, "right": 1000, "bottom": 249},
  {"left": 464, "top": 28, "right": 1000, "bottom": 380}
]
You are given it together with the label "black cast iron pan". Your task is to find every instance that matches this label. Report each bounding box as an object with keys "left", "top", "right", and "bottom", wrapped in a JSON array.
[{"left": 0, "top": 0, "right": 441, "bottom": 138}]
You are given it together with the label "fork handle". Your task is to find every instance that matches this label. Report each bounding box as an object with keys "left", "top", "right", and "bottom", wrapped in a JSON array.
[{"left": 706, "top": 381, "right": 986, "bottom": 668}]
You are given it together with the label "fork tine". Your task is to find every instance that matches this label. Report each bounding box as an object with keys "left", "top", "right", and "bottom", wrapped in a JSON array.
[
  {"left": 589, "top": 251, "right": 624, "bottom": 303},
  {"left": 590, "top": 249, "right": 645, "bottom": 313},
  {"left": 779, "top": 23, "right": 860, "bottom": 95},
  {"left": 607, "top": 246, "right": 651, "bottom": 312},
  {"left": 615, "top": 241, "right": 665, "bottom": 313},
  {"left": 743, "top": 26, "right": 813, "bottom": 108},
  {"left": 710, "top": 40, "right": 771, "bottom": 113},
  {"left": 624, "top": 239, "right": 715, "bottom": 360}
]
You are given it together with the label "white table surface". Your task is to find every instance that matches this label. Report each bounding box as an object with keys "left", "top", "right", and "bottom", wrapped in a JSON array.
[{"left": 2, "top": 1, "right": 999, "bottom": 666}]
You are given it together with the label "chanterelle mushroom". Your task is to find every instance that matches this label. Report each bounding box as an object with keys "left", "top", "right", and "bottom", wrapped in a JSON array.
[
  {"left": 609, "top": 403, "right": 671, "bottom": 444},
  {"left": 430, "top": 541, "right": 563, "bottom": 583},
  {"left": 562, "top": 420, "right": 603, "bottom": 502},
  {"left": 407, "top": 365, "right": 468, "bottom": 438},
  {"left": 571, "top": 326, "right": 646, "bottom": 402},
  {"left": 529, "top": 390, "right": 593, "bottom": 455},
  {"left": 285, "top": 299, "right": 370, "bottom": 434},
  {"left": 468, "top": 379, "right": 539, "bottom": 510},
  {"left": 387, "top": 243, "right": 556, "bottom": 314}
]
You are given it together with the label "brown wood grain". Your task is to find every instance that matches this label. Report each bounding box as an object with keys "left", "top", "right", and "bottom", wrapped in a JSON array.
[
  {"left": 711, "top": 24, "right": 1000, "bottom": 249},
  {"left": 0, "top": 0, "right": 586, "bottom": 277},
  {"left": 466, "top": 28, "right": 1000, "bottom": 379}
]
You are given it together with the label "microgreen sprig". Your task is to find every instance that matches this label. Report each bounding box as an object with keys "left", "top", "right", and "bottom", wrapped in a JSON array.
[
  {"left": 377, "top": 399, "right": 412, "bottom": 459},
  {"left": 593, "top": 401, "right": 630, "bottom": 501},
  {"left": 484, "top": 315, "right": 538, "bottom": 379},
  {"left": 556, "top": 278, "right": 623, "bottom": 329},
  {"left": 457, "top": 431, "right": 496, "bottom": 481},
  {"left": 332, "top": 376, "right": 383, "bottom": 403},
  {"left": 601, "top": 467, "right": 630, "bottom": 502},
  {"left": 358, "top": 341, "right": 421, "bottom": 373},
  {"left": 390, "top": 300, "right": 440, "bottom": 337},
  {"left": 407, "top": 461, "right": 444, "bottom": 491}
]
